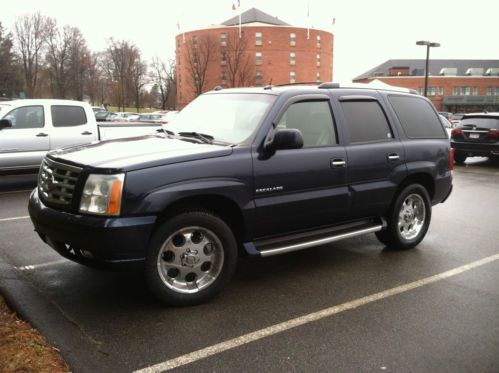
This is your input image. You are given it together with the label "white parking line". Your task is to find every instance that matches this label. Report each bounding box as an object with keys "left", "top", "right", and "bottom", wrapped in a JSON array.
[
  {"left": 17, "top": 259, "right": 68, "bottom": 271},
  {"left": 0, "top": 216, "right": 30, "bottom": 222},
  {"left": 134, "top": 253, "right": 499, "bottom": 373}
]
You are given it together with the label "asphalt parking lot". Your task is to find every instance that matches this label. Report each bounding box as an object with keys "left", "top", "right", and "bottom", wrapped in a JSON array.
[{"left": 1, "top": 159, "right": 498, "bottom": 373}]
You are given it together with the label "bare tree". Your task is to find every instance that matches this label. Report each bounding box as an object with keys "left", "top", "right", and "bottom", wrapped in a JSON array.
[
  {"left": 150, "top": 56, "right": 176, "bottom": 110},
  {"left": 85, "top": 52, "right": 103, "bottom": 105},
  {"left": 185, "top": 34, "right": 216, "bottom": 98},
  {"left": 225, "top": 31, "right": 254, "bottom": 88},
  {"left": 103, "top": 39, "right": 144, "bottom": 111},
  {"left": 14, "top": 12, "right": 54, "bottom": 97},
  {"left": 46, "top": 24, "right": 70, "bottom": 98},
  {"left": 0, "top": 22, "right": 22, "bottom": 98},
  {"left": 67, "top": 27, "right": 89, "bottom": 101},
  {"left": 129, "top": 51, "right": 147, "bottom": 112}
]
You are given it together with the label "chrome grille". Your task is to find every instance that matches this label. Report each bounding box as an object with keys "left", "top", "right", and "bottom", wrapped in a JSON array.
[{"left": 38, "top": 158, "right": 82, "bottom": 205}]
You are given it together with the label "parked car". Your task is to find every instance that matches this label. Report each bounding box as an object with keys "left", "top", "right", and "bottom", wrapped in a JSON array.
[
  {"left": 111, "top": 112, "right": 140, "bottom": 122},
  {"left": 438, "top": 111, "right": 453, "bottom": 121},
  {"left": 0, "top": 99, "right": 161, "bottom": 174},
  {"left": 95, "top": 111, "right": 115, "bottom": 122},
  {"left": 92, "top": 106, "right": 106, "bottom": 114},
  {"left": 450, "top": 113, "right": 465, "bottom": 126},
  {"left": 28, "top": 84, "right": 452, "bottom": 306},
  {"left": 160, "top": 111, "right": 179, "bottom": 125},
  {"left": 138, "top": 113, "right": 162, "bottom": 123},
  {"left": 450, "top": 112, "right": 499, "bottom": 164},
  {"left": 438, "top": 114, "right": 452, "bottom": 137}
]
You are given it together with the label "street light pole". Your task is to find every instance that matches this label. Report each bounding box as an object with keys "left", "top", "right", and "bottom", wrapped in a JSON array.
[{"left": 416, "top": 40, "right": 440, "bottom": 97}]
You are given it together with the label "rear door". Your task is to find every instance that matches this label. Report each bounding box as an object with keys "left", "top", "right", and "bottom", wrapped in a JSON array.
[
  {"left": 253, "top": 96, "right": 349, "bottom": 237},
  {"left": 0, "top": 104, "right": 49, "bottom": 172},
  {"left": 49, "top": 105, "right": 97, "bottom": 149},
  {"left": 334, "top": 92, "right": 406, "bottom": 219}
]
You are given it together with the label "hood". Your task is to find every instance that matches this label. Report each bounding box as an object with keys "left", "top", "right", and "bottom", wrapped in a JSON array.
[{"left": 48, "top": 135, "right": 233, "bottom": 171}]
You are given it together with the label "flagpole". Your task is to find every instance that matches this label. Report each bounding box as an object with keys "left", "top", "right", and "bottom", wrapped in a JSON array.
[
  {"left": 307, "top": 2, "right": 310, "bottom": 40},
  {"left": 239, "top": 0, "right": 242, "bottom": 38}
]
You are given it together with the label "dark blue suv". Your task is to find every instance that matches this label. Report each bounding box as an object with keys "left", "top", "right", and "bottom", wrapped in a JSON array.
[{"left": 29, "top": 84, "right": 453, "bottom": 305}]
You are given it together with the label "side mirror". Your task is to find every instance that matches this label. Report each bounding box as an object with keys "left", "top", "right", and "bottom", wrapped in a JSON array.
[
  {"left": 0, "top": 119, "right": 12, "bottom": 130},
  {"left": 269, "top": 128, "right": 304, "bottom": 150}
]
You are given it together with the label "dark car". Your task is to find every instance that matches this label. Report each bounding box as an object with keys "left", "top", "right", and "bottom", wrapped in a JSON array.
[
  {"left": 451, "top": 112, "right": 499, "bottom": 164},
  {"left": 28, "top": 84, "right": 453, "bottom": 306},
  {"left": 95, "top": 111, "right": 115, "bottom": 122}
]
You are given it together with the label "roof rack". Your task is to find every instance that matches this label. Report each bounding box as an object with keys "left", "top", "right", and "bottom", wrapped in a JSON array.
[
  {"left": 274, "top": 82, "right": 321, "bottom": 87},
  {"left": 318, "top": 82, "right": 340, "bottom": 89}
]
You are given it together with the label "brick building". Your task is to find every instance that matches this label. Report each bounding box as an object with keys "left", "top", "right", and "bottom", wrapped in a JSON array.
[
  {"left": 176, "top": 8, "right": 334, "bottom": 108},
  {"left": 353, "top": 59, "right": 499, "bottom": 112}
]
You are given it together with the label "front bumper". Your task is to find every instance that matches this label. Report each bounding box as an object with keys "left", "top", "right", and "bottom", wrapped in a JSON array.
[{"left": 28, "top": 188, "right": 156, "bottom": 270}]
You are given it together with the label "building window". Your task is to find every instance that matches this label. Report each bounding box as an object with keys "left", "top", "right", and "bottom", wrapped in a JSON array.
[
  {"left": 438, "top": 87, "right": 444, "bottom": 96},
  {"left": 427, "top": 87, "right": 436, "bottom": 96},
  {"left": 472, "top": 87, "right": 479, "bottom": 96},
  {"left": 316, "top": 71, "right": 321, "bottom": 82},
  {"left": 290, "top": 52, "right": 296, "bottom": 65},
  {"left": 255, "top": 32, "right": 262, "bottom": 46},
  {"left": 316, "top": 53, "right": 321, "bottom": 67},
  {"left": 255, "top": 71, "right": 263, "bottom": 86},
  {"left": 220, "top": 32, "right": 227, "bottom": 46},
  {"left": 221, "top": 70, "right": 227, "bottom": 83},
  {"left": 317, "top": 35, "right": 321, "bottom": 48},
  {"left": 221, "top": 52, "right": 227, "bottom": 65},
  {"left": 256, "top": 52, "right": 262, "bottom": 65},
  {"left": 452, "top": 87, "right": 459, "bottom": 96},
  {"left": 290, "top": 71, "right": 296, "bottom": 83},
  {"left": 487, "top": 87, "right": 494, "bottom": 96},
  {"left": 461, "top": 86, "right": 470, "bottom": 96},
  {"left": 290, "top": 32, "right": 296, "bottom": 46}
]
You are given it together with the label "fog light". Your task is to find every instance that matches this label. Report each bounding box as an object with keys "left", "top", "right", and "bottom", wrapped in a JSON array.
[{"left": 81, "top": 250, "right": 94, "bottom": 258}]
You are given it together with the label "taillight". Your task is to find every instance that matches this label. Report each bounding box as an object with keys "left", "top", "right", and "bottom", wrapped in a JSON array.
[
  {"left": 451, "top": 128, "right": 463, "bottom": 137},
  {"left": 488, "top": 130, "right": 499, "bottom": 138},
  {"left": 450, "top": 148, "right": 454, "bottom": 171}
]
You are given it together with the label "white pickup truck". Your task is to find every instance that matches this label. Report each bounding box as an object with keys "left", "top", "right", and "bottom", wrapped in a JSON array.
[{"left": 0, "top": 99, "right": 161, "bottom": 175}]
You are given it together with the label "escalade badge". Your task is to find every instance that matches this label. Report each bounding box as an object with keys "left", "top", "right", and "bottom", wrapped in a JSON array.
[{"left": 256, "top": 186, "right": 284, "bottom": 193}]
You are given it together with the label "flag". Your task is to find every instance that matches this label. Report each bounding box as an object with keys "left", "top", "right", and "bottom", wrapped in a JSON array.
[
  {"left": 232, "top": 0, "right": 240, "bottom": 10},
  {"left": 176, "top": 21, "right": 180, "bottom": 31},
  {"left": 332, "top": 17, "right": 336, "bottom": 25}
]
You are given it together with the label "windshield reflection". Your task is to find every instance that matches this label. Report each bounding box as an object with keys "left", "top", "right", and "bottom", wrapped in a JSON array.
[{"left": 168, "top": 93, "right": 275, "bottom": 144}]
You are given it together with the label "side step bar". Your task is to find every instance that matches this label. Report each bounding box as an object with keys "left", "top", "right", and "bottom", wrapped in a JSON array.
[{"left": 253, "top": 219, "right": 385, "bottom": 258}]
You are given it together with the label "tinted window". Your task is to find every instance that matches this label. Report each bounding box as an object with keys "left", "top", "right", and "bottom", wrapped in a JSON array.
[
  {"left": 51, "top": 106, "right": 87, "bottom": 127},
  {"left": 340, "top": 100, "right": 392, "bottom": 143},
  {"left": 388, "top": 95, "right": 446, "bottom": 138},
  {"left": 3, "top": 106, "right": 44, "bottom": 129},
  {"left": 276, "top": 101, "right": 337, "bottom": 147},
  {"left": 460, "top": 117, "right": 499, "bottom": 130}
]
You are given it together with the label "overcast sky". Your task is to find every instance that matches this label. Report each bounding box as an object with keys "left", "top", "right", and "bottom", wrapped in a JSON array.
[{"left": 2, "top": 0, "right": 499, "bottom": 83}]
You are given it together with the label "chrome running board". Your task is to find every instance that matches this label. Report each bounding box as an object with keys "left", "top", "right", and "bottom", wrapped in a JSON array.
[{"left": 255, "top": 219, "right": 384, "bottom": 258}]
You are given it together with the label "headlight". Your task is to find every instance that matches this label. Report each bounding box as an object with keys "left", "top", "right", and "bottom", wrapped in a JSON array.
[{"left": 79, "top": 173, "right": 125, "bottom": 216}]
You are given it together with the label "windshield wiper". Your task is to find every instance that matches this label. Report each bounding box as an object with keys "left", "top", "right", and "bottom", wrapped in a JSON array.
[{"left": 178, "top": 131, "right": 214, "bottom": 144}]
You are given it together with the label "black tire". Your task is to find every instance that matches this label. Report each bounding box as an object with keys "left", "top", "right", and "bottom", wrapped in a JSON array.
[
  {"left": 145, "top": 211, "right": 238, "bottom": 306},
  {"left": 454, "top": 151, "right": 466, "bottom": 165},
  {"left": 375, "top": 184, "right": 432, "bottom": 250}
]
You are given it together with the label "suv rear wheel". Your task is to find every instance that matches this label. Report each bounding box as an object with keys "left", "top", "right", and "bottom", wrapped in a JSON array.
[
  {"left": 376, "top": 184, "right": 431, "bottom": 250},
  {"left": 145, "top": 211, "right": 237, "bottom": 306}
]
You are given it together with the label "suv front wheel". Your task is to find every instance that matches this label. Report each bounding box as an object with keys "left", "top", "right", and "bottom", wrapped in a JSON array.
[
  {"left": 145, "top": 211, "right": 238, "bottom": 306},
  {"left": 376, "top": 184, "right": 431, "bottom": 250}
]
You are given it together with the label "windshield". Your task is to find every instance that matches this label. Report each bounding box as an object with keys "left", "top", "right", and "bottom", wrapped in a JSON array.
[
  {"left": 168, "top": 93, "right": 276, "bottom": 144},
  {"left": 461, "top": 117, "right": 499, "bottom": 129}
]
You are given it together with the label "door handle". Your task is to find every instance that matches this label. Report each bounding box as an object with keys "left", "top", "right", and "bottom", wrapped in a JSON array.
[
  {"left": 331, "top": 158, "right": 346, "bottom": 168},
  {"left": 387, "top": 153, "right": 400, "bottom": 161},
  {"left": 81, "top": 131, "right": 93, "bottom": 135},
  {"left": 36, "top": 133, "right": 48, "bottom": 137}
]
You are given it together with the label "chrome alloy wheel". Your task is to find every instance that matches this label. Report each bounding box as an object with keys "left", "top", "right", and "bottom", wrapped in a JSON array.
[
  {"left": 156, "top": 226, "right": 224, "bottom": 294},
  {"left": 397, "top": 193, "right": 426, "bottom": 240}
]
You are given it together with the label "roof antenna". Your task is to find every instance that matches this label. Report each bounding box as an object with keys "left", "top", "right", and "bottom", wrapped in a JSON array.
[{"left": 264, "top": 78, "right": 273, "bottom": 90}]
